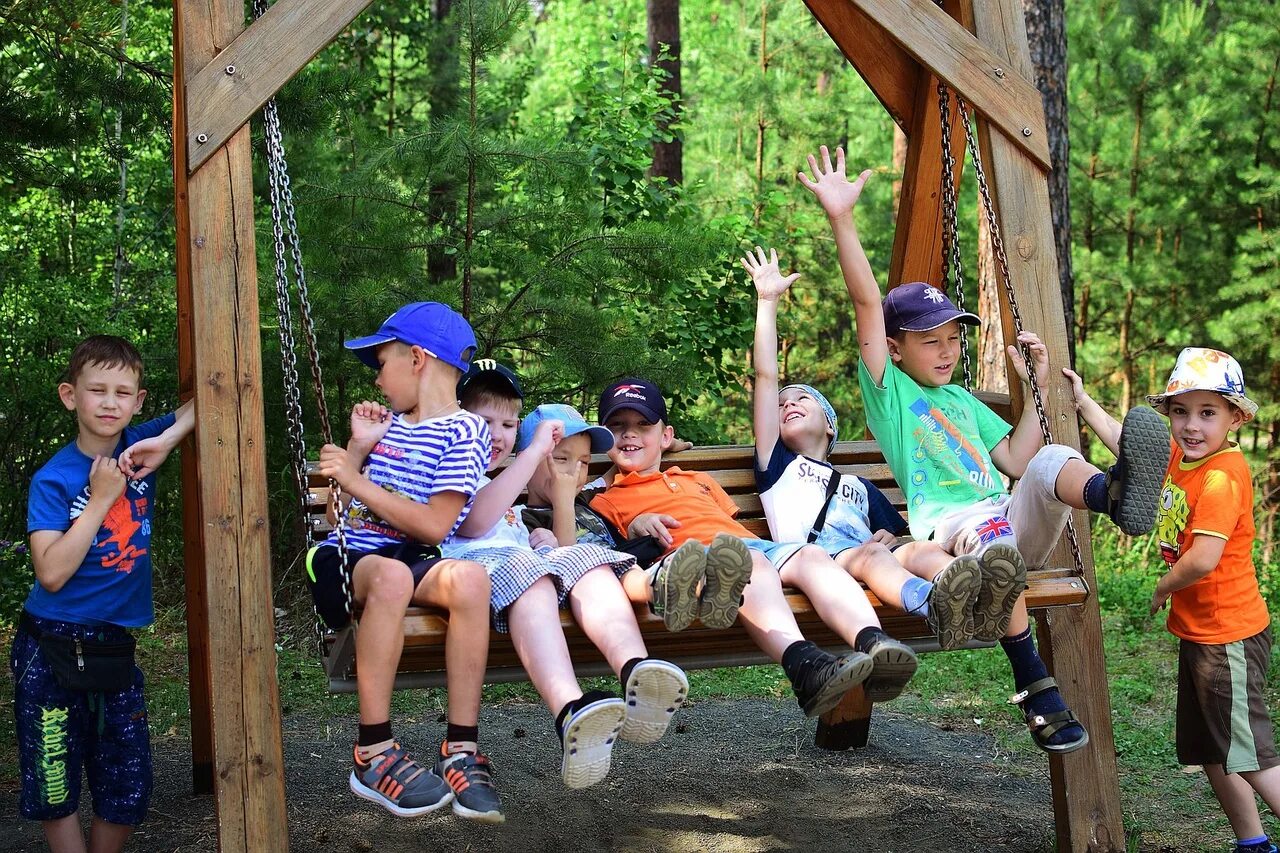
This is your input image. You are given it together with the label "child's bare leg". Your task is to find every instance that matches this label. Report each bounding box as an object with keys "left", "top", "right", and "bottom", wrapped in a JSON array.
[
  {"left": 1052, "top": 458, "right": 1099, "bottom": 510},
  {"left": 836, "top": 542, "right": 916, "bottom": 608},
  {"left": 352, "top": 555, "right": 414, "bottom": 724},
  {"left": 1205, "top": 763, "right": 1268, "bottom": 840},
  {"left": 568, "top": 566, "right": 647, "bottom": 675},
  {"left": 43, "top": 813, "right": 87, "bottom": 853},
  {"left": 87, "top": 818, "right": 132, "bottom": 853},
  {"left": 507, "top": 577, "right": 582, "bottom": 714},
  {"left": 412, "top": 558, "right": 491, "bottom": 727},
  {"left": 736, "top": 553, "right": 805, "bottom": 661},
  {"left": 621, "top": 566, "right": 653, "bottom": 605},
  {"left": 1241, "top": 764, "right": 1280, "bottom": 820},
  {"left": 1005, "top": 594, "right": 1031, "bottom": 637},
  {"left": 892, "top": 540, "right": 955, "bottom": 581},
  {"left": 781, "top": 545, "right": 878, "bottom": 647}
]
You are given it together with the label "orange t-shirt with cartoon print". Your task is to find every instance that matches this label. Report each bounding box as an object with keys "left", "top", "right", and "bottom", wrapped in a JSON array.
[
  {"left": 1156, "top": 442, "right": 1267, "bottom": 644},
  {"left": 590, "top": 466, "right": 753, "bottom": 554}
]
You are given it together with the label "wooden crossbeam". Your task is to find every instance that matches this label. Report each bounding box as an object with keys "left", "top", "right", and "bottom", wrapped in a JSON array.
[
  {"left": 804, "top": 0, "right": 918, "bottom": 128},
  {"left": 830, "top": 0, "right": 1050, "bottom": 169},
  {"left": 184, "top": 0, "right": 374, "bottom": 173}
]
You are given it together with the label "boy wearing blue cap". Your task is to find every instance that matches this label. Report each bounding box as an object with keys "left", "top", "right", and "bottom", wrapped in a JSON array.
[
  {"left": 308, "top": 302, "right": 503, "bottom": 822},
  {"left": 801, "top": 145, "right": 1170, "bottom": 754},
  {"left": 449, "top": 367, "right": 688, "bottom": 790},
  {"left": 743, "top": 246, "right": 984, "bottom": 652}
]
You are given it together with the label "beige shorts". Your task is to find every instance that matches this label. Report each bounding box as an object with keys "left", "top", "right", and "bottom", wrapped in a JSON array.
[{"left": 930, "top": 444, "right": 1081, "bottom": 569}]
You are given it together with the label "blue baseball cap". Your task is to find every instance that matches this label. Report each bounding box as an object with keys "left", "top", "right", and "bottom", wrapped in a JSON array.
[
  {"left": 517, "top": 404, "right": 615, "bottom": 453},
  {"left": 457, "top": 359, "right": 524, "bottom": 402},
  {"left": 598, "top": 377, "right": 668, "bottom": 424},
  {"left": 344, "top": 302, "right": 477, "bottom": 372},
  {"left": 883, "top": 282, "right": 979, "bottom": 338}
]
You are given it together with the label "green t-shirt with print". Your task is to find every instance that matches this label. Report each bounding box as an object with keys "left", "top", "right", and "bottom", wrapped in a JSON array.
[{"left": 858, "top": 359, "right": 1012, "bottom": 540}]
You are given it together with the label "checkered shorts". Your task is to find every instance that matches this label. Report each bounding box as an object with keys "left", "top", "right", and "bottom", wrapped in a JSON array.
[{"left": 450, "top": 545, "right": 635, "bottom": 633}]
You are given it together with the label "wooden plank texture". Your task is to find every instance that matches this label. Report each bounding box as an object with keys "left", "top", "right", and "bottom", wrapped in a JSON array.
[
  {"left": 174, "top": 0, "right": 288, "bottom": 848},
  {"left": 963, "top": 0, "right": 1122, "bottom": 848},
  {"left": 185, "top": 0, "right": 374, "bottom": 172},
  {"left": 804, "top": 0, "right": 919, "bottom": 128}
]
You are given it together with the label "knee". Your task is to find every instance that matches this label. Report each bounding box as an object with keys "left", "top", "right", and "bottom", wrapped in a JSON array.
[
  {"left": 444, "top": 560, "right": 491, "bottom": 605},
  {"left": 360, "top": 557, "right": 414, "bottom": 609}
]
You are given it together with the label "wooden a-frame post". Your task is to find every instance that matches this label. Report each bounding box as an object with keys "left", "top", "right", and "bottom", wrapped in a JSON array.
[{"left": 173, "top": 0, "right": 1121, "bottom": 850}]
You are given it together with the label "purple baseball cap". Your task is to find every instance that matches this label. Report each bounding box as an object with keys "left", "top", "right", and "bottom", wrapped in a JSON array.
[
  {"left": 883, "top": 282, "right": 979, "bottom": 338},
  {"left": 598, "top": 377, "right": 668, "bottom": 424},
  {"left": 344, "top": 302, "right": 477, "bottom": 372}
]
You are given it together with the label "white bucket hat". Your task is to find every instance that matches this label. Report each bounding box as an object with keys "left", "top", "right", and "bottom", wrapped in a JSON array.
[{"left": 1145, "top": 347, "right": 1258, "bottom": 422}]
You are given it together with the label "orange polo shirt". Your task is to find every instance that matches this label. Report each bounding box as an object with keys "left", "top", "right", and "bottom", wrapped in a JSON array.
[
  {"left": 1155, "top": 442, "right": 1268, "bottom": 644},
  {"left": 590, "top": 466, "right": 753, "bottom": 554}
]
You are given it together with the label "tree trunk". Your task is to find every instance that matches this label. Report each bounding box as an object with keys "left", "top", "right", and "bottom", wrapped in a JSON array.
[
  {"left": 1022, "top": 0, "right": 1075, "bottom": 364},
  {"left": 427, "top": 0, "right": 459, "bottom": 285},
  {"left": 647, "top": 0, "right": 682, "bottom": 184},
  {"left": 752, "top": 1, "right": 769, "bottom": 227}
]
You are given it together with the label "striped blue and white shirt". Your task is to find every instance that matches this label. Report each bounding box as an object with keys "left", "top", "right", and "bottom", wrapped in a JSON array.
[{"left": 326, "top": 410, "right": 490, "bottom": 552}]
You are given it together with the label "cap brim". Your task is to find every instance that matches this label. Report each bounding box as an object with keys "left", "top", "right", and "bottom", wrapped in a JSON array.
[
  {"left": 1146, "top": 390, "right": 1258, "bottom": 422},
  {"left": 563, "top": 423, "right": 615, "bottom": 454},
  {"left": 600, "top": 401, "right": 664, "bottom": 425},
  {"left": 458, "top": 368, "right": 523, "bottom": 400},
  {"left": 343, "top": 333, "right": 395, "bottom": 368},
  {"left": 898, "top": 308, "right": 981, "bottom": 333}
]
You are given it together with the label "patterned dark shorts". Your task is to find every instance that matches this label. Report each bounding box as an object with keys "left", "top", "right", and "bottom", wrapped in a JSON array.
[{"left": 10, "top": 614, "right": 152, "bottom": 825}]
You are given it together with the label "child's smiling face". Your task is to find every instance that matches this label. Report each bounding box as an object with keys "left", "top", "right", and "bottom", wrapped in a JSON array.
[
  {"left": 467, "top": 398, "right": 521, "bottom": 472},
  {"left": 778, "top": 387, "right": 832, "bottom": 457},
  {"left": 603, "top": 408, "right": 672, "bottom": 475},
  {"left": 889, "top": 321, "right": 962, "bottom": 387},
  {"left": 1166, "top": 390, "right": 1244, "bottom": 461},
  {"left": 526, "top": 433, "right": 593, "bottom": 506}
]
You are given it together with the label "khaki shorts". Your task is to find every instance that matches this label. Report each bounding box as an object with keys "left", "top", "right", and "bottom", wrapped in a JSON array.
[{"left": 1177, "top": 628, "right": 1280, "bottom": 773}]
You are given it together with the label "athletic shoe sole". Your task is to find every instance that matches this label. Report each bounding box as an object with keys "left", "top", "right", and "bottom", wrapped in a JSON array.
[
  {"left": 700, "top": 533, "right": 752, "bottom": 629},
  {"left": 656, "top": 541, "right": 706, "bottom": 633},
  {"left": 802, "top": 652, "right": 875, "bottom": 718},
  {"left": 452, "top": 797, "right": 505, "bottom": 824},
  {"left": 925, "top": 555, "right": 981, "bottom": 650},
  {"left": 621, "top": 659, "right": 689, "bottom": 744},
  {"left": 1110, "top": 406, "right": 1171, "bottom": 535},
  {"left": 973, "top": 543, "right": 1026, "bottom": 643},
  {"left": 561, "top": 698, "right": 626, "bottom": 789},
  {"left": 863, "top": 638, "right": 919, "bottom": 702},
  {"left": 348, "top": 770, "right": 454, "bottom": 817}
]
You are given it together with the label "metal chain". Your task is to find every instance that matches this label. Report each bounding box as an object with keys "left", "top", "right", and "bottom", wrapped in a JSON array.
[
  {"left": 255, "top": 0, "right": 355, "bottom": 642},
  {"left": 935, "top": 81, "right": 974, "bottom": 391},
  {"left": 955, "top": 101, "right": 1087, "bottom": 576}
]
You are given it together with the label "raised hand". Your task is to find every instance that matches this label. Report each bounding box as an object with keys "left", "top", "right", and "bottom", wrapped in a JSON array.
[
  {"left": 89, "top": 456, "right": 129, "bottom": 506},
  {"left": 1060, "top": 368, "right": 1087, "bottom": 411},
  {"left": 526, "top": 419, "right": 564, "bottom": 456},
  {"left": 741, "top": 246, "right": 801, "bottom": 301},
  {"left": 349, "top": 401, "right": 391, "bottom": 449},
  {"left": 1007, "top": 331, "right": 1050, "bottom": 387},
  {"left": 797, "top": 145, "right": 872, "bottom": 220}
]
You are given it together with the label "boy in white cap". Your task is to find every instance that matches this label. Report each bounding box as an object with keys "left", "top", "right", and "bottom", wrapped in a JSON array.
[{"left": 1065, "top": 348, "right": 1279, "bottom": 853}]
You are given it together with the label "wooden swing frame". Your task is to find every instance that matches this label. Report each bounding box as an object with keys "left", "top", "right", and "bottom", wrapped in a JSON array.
[{"left": 171, "top": 0, "right": 1123, "bottom": 850}]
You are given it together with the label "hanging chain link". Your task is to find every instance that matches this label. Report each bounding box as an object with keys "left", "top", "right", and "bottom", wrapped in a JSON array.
[
  {"left": 255, "top": 0, "right": 355, "bottom": 648},
  {"left": 935, "top": 81, "right": 974, "bottom": 391},
  {"left": 955, "top": 102, "right": 1087, "bottom": 577}
]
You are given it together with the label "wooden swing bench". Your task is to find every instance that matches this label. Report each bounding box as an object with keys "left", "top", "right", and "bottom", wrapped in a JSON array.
[{"left": 305, "top": 403, "right": 1090, "bottom": 751}]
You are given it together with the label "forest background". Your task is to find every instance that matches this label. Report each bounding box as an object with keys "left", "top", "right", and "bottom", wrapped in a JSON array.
[{"left": 2, "top": 0, "right": 1280, "bottom": 847}]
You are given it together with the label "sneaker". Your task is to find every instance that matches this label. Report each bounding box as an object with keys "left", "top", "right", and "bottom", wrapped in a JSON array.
[
  {"left": 560, "top": 692, "right": 627, "bottom": 789},
  {"left": 924, "top": 555, "right": 981, "bottom": 650},
  {"left": 700, "top": 533, "right": 753, "bottom": 629},
  {"left": 435, "top": 745, "right": 504, "bottom": 824},
  {"left": 651, "top": 540, "right": 706, "bottom": 632},
  {"left": 973, "top": 544, "right": 1027, "bottom": 643},
  {"left": 1107, "top": 405, "right": 1171, "bottom": 535},
  {"left": 862, "top": 636, "right": 919, "bottom": 702},
  {"left": 791, "top": 649, "right": 874, "bottom": 717},
  {"left": 620, "top": 659, "right": 689, "bottom": 744},
  {"left": 349, "top": 742, "right": 453, "bottom": 817}
]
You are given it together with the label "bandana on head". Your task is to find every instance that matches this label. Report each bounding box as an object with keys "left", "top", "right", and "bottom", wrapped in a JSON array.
[{"left": 781, "top": 384, "right": 838, "bottom": 456}]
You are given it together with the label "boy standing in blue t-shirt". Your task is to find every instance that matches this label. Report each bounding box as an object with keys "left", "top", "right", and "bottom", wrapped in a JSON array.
[{"left": 13, "top": 335, "right": 193, "bottom": 853}]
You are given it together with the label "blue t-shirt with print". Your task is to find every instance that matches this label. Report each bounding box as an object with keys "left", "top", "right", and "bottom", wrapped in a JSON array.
[{"left": 25, "top": 413, "right": 176, "bottom": 628}]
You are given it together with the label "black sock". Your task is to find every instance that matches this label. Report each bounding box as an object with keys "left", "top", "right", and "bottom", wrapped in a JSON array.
[
  {"left": 555, "top": 689, "right": 617, "bottom": 743},
  {"left": 855, "top": 626, "right": 888, "bottom": 654},
  {"left": 619, "top": 657, "right": 646, "bottom": 690},
  {"left": 1083, "top": 472, "right": 1109, "bottom": 513},
  {"left": 780, "top": 640, "right": 820, "bottom": 681},
  {"left": 357, "top": 720, "right": 393, "bottom": 747},
  {"left": 445, "top": 722, "right": 479, "bottom": 745}
]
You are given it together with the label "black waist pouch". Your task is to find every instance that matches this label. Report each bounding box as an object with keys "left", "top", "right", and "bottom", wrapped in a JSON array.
[
  {"left": 614, "top": 535, "right": 665, "bottom": 569},
  {"left": 22, "top": 612, "right": 137, "bottom": 692}
]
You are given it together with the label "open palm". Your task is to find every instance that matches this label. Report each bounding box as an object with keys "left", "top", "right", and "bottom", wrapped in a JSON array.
[
  {"left": 797, "top": 145, "right": 871, "bottom": 219},
  {"left": 741, "top": 246, "right": 800, "bottom": 300}
]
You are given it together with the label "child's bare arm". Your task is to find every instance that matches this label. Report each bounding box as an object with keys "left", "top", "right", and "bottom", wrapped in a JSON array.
[
  {"left": 1062, "top": 368, "right": 1122, "bottom": 455},
  {"left": 991, "top": 331, "right": 1053, "bottom": 478},
  {"left": 30, "top": 457, "right": 128, "bottom": 592},
  {"left": 318, "top": 402, "right": 392, "bottom": 524},
  {"left": 1151, "top": 535, "right": 1227, "bottom": 614},
  {"left": 743, "top": 246, "right": 801, "bottom": 464},
  {"left": 118, "top": 399, "right": 196, "bottom": 480},
  {"left": 798, "top": 146, "right": 888, "bottom": 382},
  {"left": 455, "top": 419, "right": 564, "bottom": 536},
  {"left": 549, "top": 461, "right": 583, "bottom": 547}
]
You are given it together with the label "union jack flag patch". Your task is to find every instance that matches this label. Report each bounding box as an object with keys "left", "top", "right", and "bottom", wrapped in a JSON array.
[{"left": 974, "top": 516, "right": 1012, "bottom": 543}]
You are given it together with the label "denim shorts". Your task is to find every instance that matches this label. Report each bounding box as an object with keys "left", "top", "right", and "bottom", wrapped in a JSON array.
[
  {"left": 10, "top": 614, "right": 152, "bottom": 825},
  {"left": 741, "top": 538, "right": 805, "bottom": 571}
]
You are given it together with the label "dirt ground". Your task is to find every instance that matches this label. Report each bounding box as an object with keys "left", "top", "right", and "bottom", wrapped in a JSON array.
[{"left": 1, "top": 698, "right": 1055, "bottom": 852}]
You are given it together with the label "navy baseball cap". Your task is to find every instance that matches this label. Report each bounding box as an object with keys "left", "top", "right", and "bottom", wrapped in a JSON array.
[
  {"left": 457, "top": 359, "right": 524, "bottom": 401},
  {"left": 598, "top": 377, "right": 668, "bottom": 424},
  {"left": 882, "top": 282, "right": 979, "bottom": 338},
  {"left": 344, "top": 302, "right": 477, "bottom": 372},
  {"left": 517, "top": 404, "right": 614, "bottom": 453}
]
